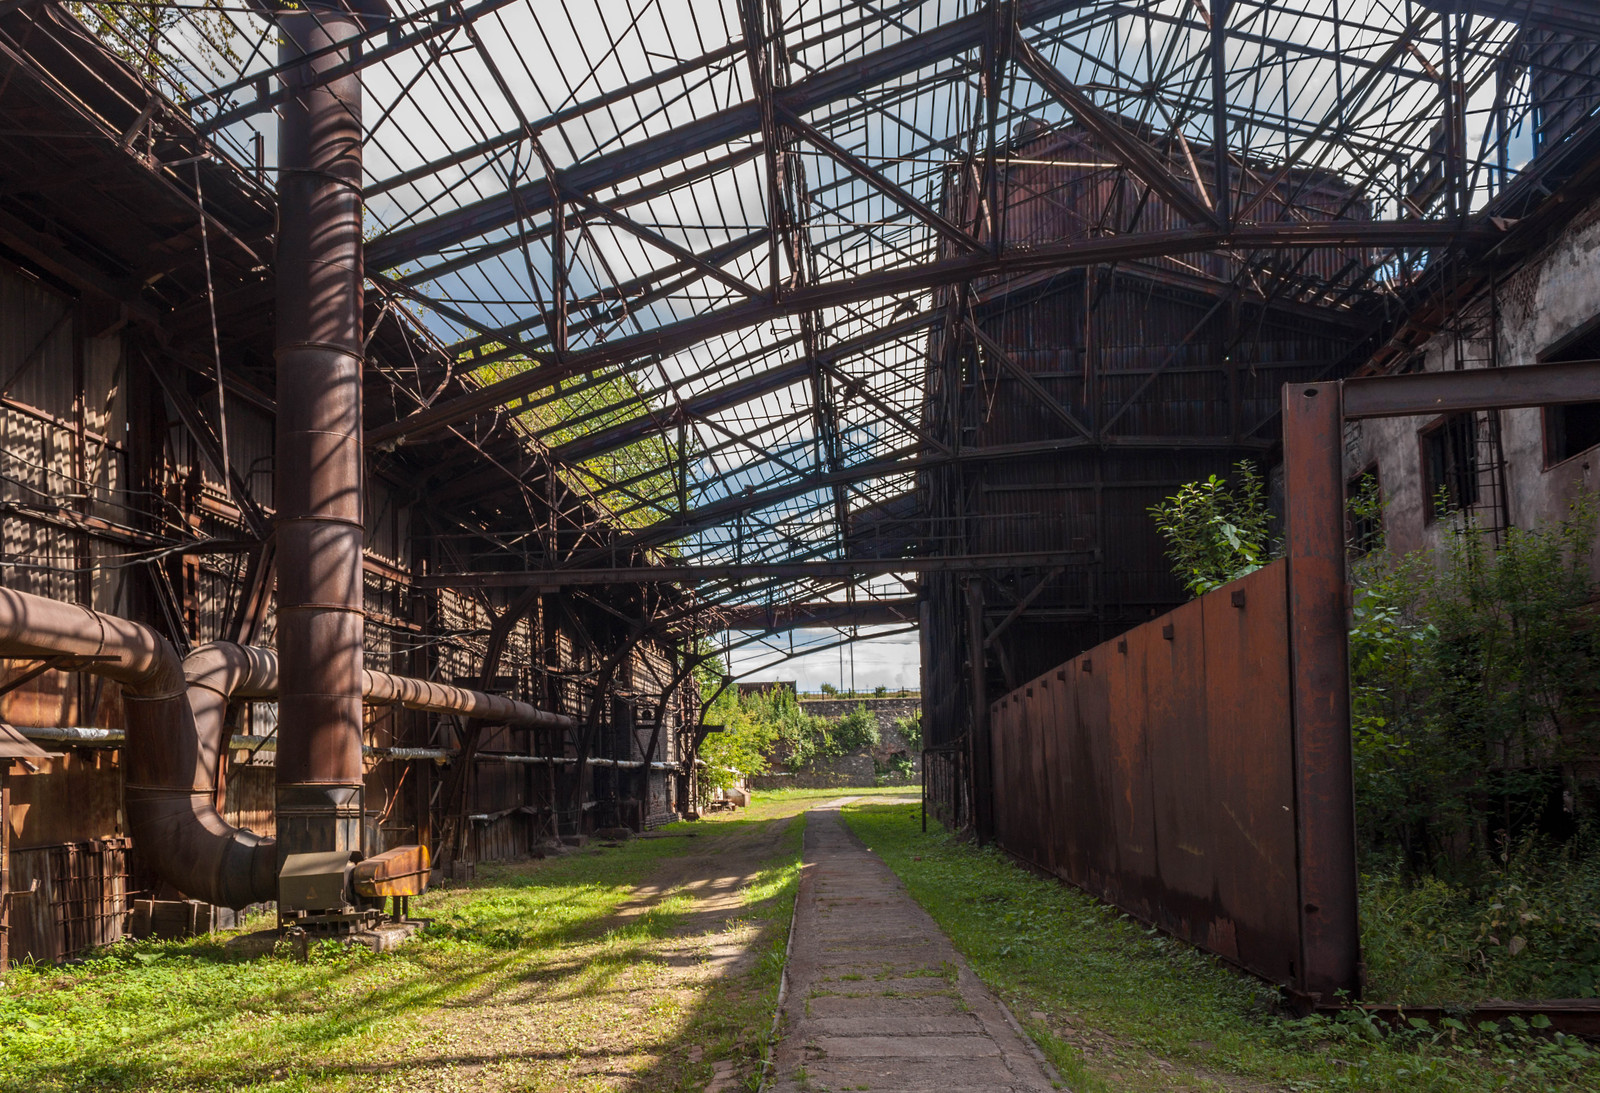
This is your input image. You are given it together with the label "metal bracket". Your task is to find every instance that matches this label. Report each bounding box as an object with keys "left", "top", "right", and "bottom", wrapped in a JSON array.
[{"left": 0, "top": 655, "right": 119, "bottom": 698}]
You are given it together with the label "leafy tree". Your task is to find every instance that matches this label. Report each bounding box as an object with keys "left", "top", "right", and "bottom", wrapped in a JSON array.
[
  {"left": 699, "top": 688, "right": 778, "bottom": 794},
  {"left": 1148, "top": 460, "right": 1278, "bottom": 595},
  {"left": 698, "top": 690, "right": 891, "bottom": 785},
  {"left": 68, "top": 2, "right": 243, "bottom": 91},
  {"left": 472, "top": 357, "right": 690, "bottom": 530}
]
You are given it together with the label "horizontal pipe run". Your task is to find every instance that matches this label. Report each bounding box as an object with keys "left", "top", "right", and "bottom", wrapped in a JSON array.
[
  {"left": 0, "top": 589, "right": 577, "bottom": 908},
  {"left": 362, "top": 667, "right": 577, "bottom": 729},
  {"left": 480, "top": 754, "right": 678, "bottom": 770},
  {"left": 7, "top": 728, "right": 677, "bottom": 772},
  {"left": 8, "top": 725, "right": 124, "bottom": 745},
  {"left": 184, "top": 642, "right": 577, "bottom": 730}
]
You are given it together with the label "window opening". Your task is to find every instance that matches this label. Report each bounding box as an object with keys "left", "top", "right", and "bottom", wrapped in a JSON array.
[
  {"left": 1346, "top": 467, "right": 1382, "bottom": 556},
  {"left": 1540, "top": 313, "right": 1600, "bottom": 468},
  {"left": 1421, "top": 414, "right": 1479, "bottom": 519}
]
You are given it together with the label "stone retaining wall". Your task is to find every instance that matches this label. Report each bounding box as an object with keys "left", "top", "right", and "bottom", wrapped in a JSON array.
[{"left": 749, "top": 697, "right": 922, "bottom": 790}]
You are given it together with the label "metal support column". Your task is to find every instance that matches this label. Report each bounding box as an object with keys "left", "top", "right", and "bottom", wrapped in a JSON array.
[
  {"left": 1282, "top": 381, "right": 1360, "bottom": 1000},
  {"left": 273, "top": 0, "right": 379, "bottom": 865},
  {"left": 967, "top": 577, "right": 993, "bottom": 842}
]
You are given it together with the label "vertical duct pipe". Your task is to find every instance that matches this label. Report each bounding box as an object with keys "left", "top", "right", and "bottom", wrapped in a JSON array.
[{"left": 274, "top": 1, "right": 370, "bottom": 863}]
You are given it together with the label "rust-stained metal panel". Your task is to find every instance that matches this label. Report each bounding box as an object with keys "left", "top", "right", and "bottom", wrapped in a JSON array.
[
  {"left": 1105, "top": 629, "right": 1158, "bottom": 915},
  {"left": 1144, "top": 595, "right": 1212, "bottom": 940},
  {"left": 990, "top": 558, "right": 1309, "bottom": 990},
  {"left": 7, "top": 750, "right": 122, "bottom": 850},
  {"left": 353, "top": 844, "right": 429, "bottom": 898},
  {"left": 1072, "top": 651, "right": 1118, "bottom": 903},
  {"left": 990, "top": 695, "right": 1015, "bottom": 851},
  {"left": 7, "top": 838, "right": 131, "bottom": 964},
  {"left": 1201, "top": 565, "right": 1299, "bottom": 980},
  {"left": 1284, "top": 383, "right": 1361, "bottom": 999}
]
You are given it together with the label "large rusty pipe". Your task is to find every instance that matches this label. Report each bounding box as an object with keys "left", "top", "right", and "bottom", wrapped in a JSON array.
[
  {"left": 186, "top": 642, "right": 577, "bottom": 730},
  {"left": 275, "top": 2, "right": 368, "bottom": 858},
  {"left": 0, "top": 589, "right": 574, "bottom": 909},
  {"left": 0, "top": 588, "right": 277, "bottom": 908}
]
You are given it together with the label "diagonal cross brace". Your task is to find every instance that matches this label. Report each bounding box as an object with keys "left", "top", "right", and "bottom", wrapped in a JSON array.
[{"left": 1012, "top": 29, "right": 1221, "bottom": 230}]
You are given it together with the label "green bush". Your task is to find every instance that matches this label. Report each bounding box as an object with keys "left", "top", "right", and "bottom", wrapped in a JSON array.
[
  {"left": 1363, "top": 834, "right": 1600, "bottom": 1002},
  {"left": 1350, "top": 495, "right": 1600, "bottom": 872},
  {"left": 1148, "top": 460, "right": 1278, "bottom": 595},
  {"left": 699, "top": 690, "right": 780, "bottom": 794},
  {"left": 832, "top": 704, "right": 880, "bottom": 751},
  {"left": 874, "top": 752, "right": 916, "bottom": 785},
  {"left": 892, "top": 709, "right": 922, "bottom": 752},
  {"left": 700, "top": 692, "right": 892, "bottom": 779}
]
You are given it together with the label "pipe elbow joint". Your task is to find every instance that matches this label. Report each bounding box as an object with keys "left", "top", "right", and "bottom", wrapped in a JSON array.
[{"left": 124, "top": 788, "right": 278, "bottom": 909}]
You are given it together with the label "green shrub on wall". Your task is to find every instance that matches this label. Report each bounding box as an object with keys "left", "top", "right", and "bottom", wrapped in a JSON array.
[
  {"left": 832, "top": 704, "right": 880, "bottom": 752},
  {"left": 1148, "top": 460, "right": 1279, "bottom": 595},
  {"left": 1349, "top": 493, "right": 1600, "bottom": 873},
  {"left": 893, "top": 710, "right": 922, "bottom": 752}
]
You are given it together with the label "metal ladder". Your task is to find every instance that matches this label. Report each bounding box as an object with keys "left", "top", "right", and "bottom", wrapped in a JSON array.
[{"left": 1449, "top": 287, "right": 1511, "bottom": 543}]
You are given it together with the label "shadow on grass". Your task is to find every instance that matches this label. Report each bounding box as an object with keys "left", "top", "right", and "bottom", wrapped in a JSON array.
[{"left": 0, "top": 805, "right": 812, "bottom": 1093}]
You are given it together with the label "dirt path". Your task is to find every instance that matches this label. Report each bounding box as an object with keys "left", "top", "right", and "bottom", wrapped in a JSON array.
[{"left": 770, "top": 804, "right": 1058, "bottom": 1093}]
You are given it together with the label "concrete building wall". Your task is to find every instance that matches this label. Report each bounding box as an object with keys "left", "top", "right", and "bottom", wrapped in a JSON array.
[{"left": 1349, "top": 193, "right": 1600, "bottom": 555}]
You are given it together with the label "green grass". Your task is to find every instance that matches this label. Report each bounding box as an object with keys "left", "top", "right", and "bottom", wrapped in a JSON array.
[
  {"left": 842, "top": 801, "right": 1599, "bottom": 1093},
  {"left": 1360, "top": 844, "right": 1600, "bottom": 1004},
  {"left": 724, "top": 785, "right": 915, "bottom": 816},
  {"left": 0, "top": 811, "right": 806, "bottom": 1093}
]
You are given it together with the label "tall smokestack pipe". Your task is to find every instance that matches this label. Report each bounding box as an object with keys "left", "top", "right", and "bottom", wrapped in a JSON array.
[{"left": 274, "top": 1, "right": 374, "bottom": 863}]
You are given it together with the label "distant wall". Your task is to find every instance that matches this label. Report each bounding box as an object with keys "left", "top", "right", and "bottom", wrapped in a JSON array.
[
  {"left": 749, "top": 698, "right": 922, "bottom": 789},
  {"left": 799, "top": 696, "right": 918, "bottom": 723}
]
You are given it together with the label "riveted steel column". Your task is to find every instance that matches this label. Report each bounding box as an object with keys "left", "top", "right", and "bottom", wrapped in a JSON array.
[
  {"left": 967, "top": 578, "right": 993, "bottom": 842},
  {"left": 1282, "top": 381, "right": 1361, "bottom": 1000},
  {"left": 274, "top": 2, "right": 367, "bottom": 862}
]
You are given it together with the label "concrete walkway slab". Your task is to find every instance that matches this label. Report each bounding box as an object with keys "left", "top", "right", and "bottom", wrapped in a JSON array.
[{"left": 769, "top": 805, "right": 1059, "bottom": 1092}]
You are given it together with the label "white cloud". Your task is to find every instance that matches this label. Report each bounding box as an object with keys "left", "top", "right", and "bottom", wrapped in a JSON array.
[{"left": 727, "top": 627, "right": 920, "bottom": 693}]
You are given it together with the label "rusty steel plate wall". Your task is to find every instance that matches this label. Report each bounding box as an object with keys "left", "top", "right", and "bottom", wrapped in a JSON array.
[{"left": 990, "top": 560, "right": 1299, "bottom": 985}]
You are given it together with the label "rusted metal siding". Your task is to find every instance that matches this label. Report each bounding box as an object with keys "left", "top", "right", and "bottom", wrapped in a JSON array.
[
  {"left": 990, "top": 562, "right": 1301, "bottom": 987},
  {"left": 222, "top": 763, "right": 276, "bottom": 839},
  {"left": 6, "top": 751, "right": 122, "bottom": 850},
  {"left": 7, "top": 838, "right": 131, "bottom": 963},
  {"left": 470, "top": 810, "right": 530, "bottom": 863},
  {"left": 964, "top": 125, "right": 1371, "bottom": 287},
  {"left": 922, "top": 116, "right": 1370, "bottom": 833},
  {"left": 644, "top": 769, "right": 677, "bottom": 828}
]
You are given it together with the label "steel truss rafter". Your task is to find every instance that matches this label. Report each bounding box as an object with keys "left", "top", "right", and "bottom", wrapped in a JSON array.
[{"left": 92, "top": 0, "right": 1591, "bottom": 645}]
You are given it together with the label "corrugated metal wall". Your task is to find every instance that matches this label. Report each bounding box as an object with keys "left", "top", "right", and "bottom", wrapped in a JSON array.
[
  {"left": 920, "top": 121, "right": 1367, "bottom": 830},
  {"left": 0, "top": 258, "right": 694, "bottom": 962}
]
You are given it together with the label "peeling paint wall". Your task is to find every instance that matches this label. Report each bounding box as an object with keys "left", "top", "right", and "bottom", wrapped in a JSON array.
[{"left": 1350, "top": 192, "right": 1600, "bottom": 560}]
